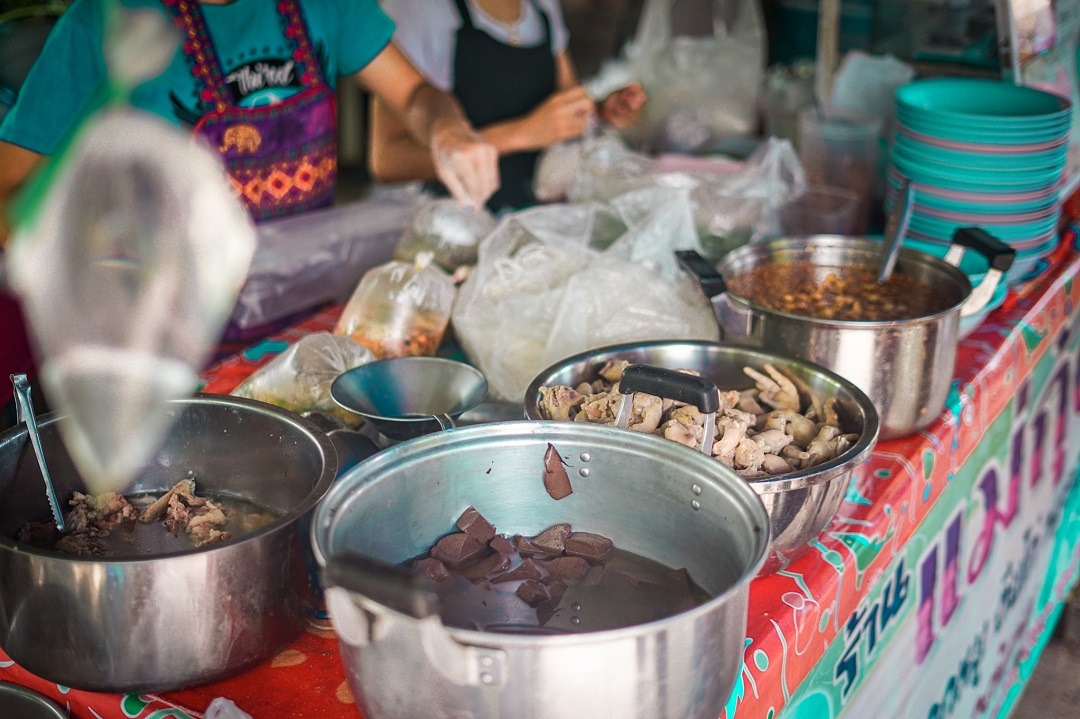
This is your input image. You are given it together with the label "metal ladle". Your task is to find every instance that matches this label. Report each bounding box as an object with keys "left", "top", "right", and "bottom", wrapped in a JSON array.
[
  {"left": 878, "top": 179, "right": 915, "bottom": 284},
  {"left": 10, "top": 374, "right": 65, "bottom": 531}
]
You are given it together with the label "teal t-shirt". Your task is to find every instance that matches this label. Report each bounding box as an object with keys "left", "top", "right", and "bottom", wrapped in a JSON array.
[{"left": 0, "top": 0, "right": 395, "bottom": 155}]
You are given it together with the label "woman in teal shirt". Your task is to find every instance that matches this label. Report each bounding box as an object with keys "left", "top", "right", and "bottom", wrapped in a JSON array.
[{"left": 0, "top": 0, "right": 499, "bottom": 241}]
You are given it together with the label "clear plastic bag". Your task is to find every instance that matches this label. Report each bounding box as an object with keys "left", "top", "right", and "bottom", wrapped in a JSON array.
[
  {"left": 231, "top": 188, "right": 424, "bottom": 330},
  {"left": 232, "top": 332, "right": 373, "bottom": 424},
  {"left": 623, "top": 0, "right": 766, "bottom": 152},
  {"left": 691, "top": 138, "right": 806, "bottom": 260},
  {"left": 335, "top": 261, "right": 456, "bottom": 359},
  {"left": 453, "top": 188, "right": 719, "bottom": 402},
  {"left": 393, "top": 198, "right": 496, "bottom": 272},
  {"left": 8, "top": 109, "right": 255, "bottom": 494}
]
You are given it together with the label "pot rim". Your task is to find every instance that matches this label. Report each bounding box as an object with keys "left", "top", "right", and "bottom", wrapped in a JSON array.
[
  {"left": 0, "top": 394, "right": 338, "bottom": 564},
  {"left": 313, "top": 420, "right": 771, "bottom": 643},
  {"left": 523, "top": 340, "right": 880, "bottom": 495},
  {"left": 717, "top": 235, "right": 975, "bottom": 328}
]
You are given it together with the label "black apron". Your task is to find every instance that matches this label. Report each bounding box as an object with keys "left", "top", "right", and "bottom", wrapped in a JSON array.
[{"left": 441, "top": 0, "right": 557, "bottom": 212}]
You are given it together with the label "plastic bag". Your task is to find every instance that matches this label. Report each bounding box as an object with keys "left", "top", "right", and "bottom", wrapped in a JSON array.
[
  {"left": 336, "top": 261, "right": 456, "bottom": 359},
  {"left": 8, "top": 109, "right": 255, "bottom": 495},
  {"left": 232, "top": 332, "right": 373, "bottom": 423},
  {"left": 691, "top": 138, "right": 806, "bottom": 260},
  {"left": 453, "top": 188, "right": 719, "bottom": 402},
  {"left": 623, "top": 0, "right": 766, "bottom": 152},
  {"left": 827, "top": 51, "right": 915, "bottom": 128},
  {"left": 230, "top": 187, "right": 424, "bottom": 330},
  {"left": 393, "top": 198, "right": 496, "bottom": 271},
  {"left": 205, "top": 698, "right": 253, "bottom": 719}
]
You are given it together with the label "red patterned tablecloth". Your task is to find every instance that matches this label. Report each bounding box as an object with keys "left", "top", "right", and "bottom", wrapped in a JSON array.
[{"left": 2, "top": 239, "right": 1079, "bottom": 719}]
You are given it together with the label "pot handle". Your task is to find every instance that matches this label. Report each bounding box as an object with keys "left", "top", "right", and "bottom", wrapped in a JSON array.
[
  {"left": 945, "top": 228, "right": 1016, "bottom": 319},
  {"left": 615, "top": 364, "right": 718, "bottom": 455},
  {"left": 676, "top": 250, "right": 755, "bottom": 337},
  {"left": 326, "top": 551, "right": 439, "bottom": 620}
]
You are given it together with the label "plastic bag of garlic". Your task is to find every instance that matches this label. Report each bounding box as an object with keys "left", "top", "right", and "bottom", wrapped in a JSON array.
[{"left": 452, "top": 187, "right": 719, "bottom": 401}]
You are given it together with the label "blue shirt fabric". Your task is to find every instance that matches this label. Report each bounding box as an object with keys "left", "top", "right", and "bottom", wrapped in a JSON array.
[{"left": 0, "top": 0, "right": 395, "bottom": 155}]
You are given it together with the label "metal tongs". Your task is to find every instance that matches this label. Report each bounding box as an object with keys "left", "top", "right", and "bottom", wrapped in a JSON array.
[
  {"left": 613, "top": 364, "right": 720, "bottom": 456},
  {"left": 10, "top": 374, "right": 65, "bottom": 531}
]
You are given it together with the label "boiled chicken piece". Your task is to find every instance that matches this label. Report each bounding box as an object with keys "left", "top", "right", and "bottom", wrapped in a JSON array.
[
  {"left": 733, "top": 437, "right": 765, "bottom": 472},
  {"left": 627, "top": 393, "right": 664, "bottom": 433},
  {"left": 712, "top": 417, "right": 748, "bottom": 464},
  {"left": 539, "top": 386, "right": 584, "bottom": 421},
  {"left": 753, "top": 429, "right": 793, "bottom": 455},
  {"left": 762, "top": 453, "right": 794, "bottom": 474},
  {"left": 744, "top": 364, "right": 801, "bottom": 412},
  {"left": 598, "top": 360, "right": 630, "bottom": 383},
  {"left": 661, "top": 418, "right": 703, "bottom": 449},
  {"left": 763, "top": 409, "right": 818, "bottom": 447}
]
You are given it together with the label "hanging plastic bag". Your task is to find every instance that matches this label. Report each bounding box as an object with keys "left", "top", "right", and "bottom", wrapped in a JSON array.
[
  {"left": 453, "top": 188, "right": 718, "bottom": 402},
  {"left": 335, "top": 260, "right": 456, "bottom": 359},
  {"left": 393, "top": 198, "right": 496, "bottom": 272},
  {"left": 232, "top": 332, "right": 373, "bottom": 424},
  {"left": 8, "top": 109, "right": 256, "bottom": 495},
  {"left": 623, "top": 0, "right": 766, "bottom": 152}
]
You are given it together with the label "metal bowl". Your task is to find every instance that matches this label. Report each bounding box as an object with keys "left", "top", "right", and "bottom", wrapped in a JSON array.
[
  {"left": 331, "top": 357, "right": 489, "bottom": 440},
  {"left": 0, "top": 395, "right": 338, "bottom": 693},
  {"left": 524, "top": 341, "right": 880, "bottom": 573},
  {"left": 0, "top": 684, "right": 67, "bottom": 719}
]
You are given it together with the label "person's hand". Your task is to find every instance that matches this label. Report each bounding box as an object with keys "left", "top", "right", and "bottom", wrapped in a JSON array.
[
  {"left": 520, "top": 86, "right": 596, "bottom": 148},
  {"left": 598, "top": 83, "right": 646, "bottom": 130},
  {"left": 430, "top": 119, "right": 500, "bottom": 211}
]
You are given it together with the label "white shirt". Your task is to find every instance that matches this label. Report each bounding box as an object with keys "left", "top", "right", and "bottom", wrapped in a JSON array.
[{"left": 382, "top": 0, "right": 570, "bottom": 92}]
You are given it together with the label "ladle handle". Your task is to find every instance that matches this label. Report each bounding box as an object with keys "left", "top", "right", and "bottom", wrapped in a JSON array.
[
  {"left": 10, "top": 374, "right": 66, "bottom": 532},
  {"left": 878, "top": 180, "right": 914, "bottom": 284},
  {"left": 676, "top": 250, "right": 727, "bottom": 299},
  {"left": 327, "top": 551, "right": 439, "bottom": 620},
  {"left": 433, "top": 413, "right": 456, "bottom": 431}
]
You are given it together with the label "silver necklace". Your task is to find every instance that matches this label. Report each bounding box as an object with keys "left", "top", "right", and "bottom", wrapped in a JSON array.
[{"left": 469, "top": 0, "right": 524, "bottom": 46}]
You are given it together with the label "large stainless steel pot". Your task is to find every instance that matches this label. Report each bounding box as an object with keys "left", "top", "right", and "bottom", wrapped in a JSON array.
[
  {"left": 706, "top": 230, "right": 1014, "bottom": 440},
  {"left": 524, "top": 341, "right": 879, "bottom": 573},
  {"left": 0, "top": 395, "right": 338, "bottom": 693},
  {"left": 312, "top": 421, "right": 770, "bottom": 719}
]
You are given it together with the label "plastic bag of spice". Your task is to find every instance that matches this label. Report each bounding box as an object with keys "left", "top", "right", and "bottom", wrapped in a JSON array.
[{"left": 335, "top": 260, "right": 456, "bottom": 360}]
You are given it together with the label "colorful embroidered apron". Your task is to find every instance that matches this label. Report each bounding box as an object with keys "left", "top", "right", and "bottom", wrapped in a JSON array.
[{"left": 163, "top": 0, "right": 336, "bottom": 221}]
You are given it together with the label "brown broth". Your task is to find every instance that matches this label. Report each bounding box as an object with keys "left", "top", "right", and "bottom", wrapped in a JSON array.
[
  {"left": 414, "top": 545, "right": 712, "bottom": 635},
  {"left": 728, "top": 261, "right": 954, "bottom": 321}
]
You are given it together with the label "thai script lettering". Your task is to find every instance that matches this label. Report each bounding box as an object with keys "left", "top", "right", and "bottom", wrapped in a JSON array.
[{"left": 834, "top": 560, "right": 910, "bottom": 695}]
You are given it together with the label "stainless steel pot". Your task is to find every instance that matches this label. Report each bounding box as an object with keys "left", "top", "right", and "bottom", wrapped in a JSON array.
[
  {"left": 704, "top": 229, "right": 1014, "bottom": 440},
  {"left": 312, "top": 421, "right": 770, "bottom": 719},
  {"left": 0, "top": 395, "right": 338, "bottom": 693},
  {"left": 524, "top": 341, "right": 879, "bottom": 573}
]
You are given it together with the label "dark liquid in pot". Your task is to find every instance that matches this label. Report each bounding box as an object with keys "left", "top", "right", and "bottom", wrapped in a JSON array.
[
  {"left": 728, "top": 261, "right": 954, "bottom": 321},
  {"left": 16, "top": 493, "right": 280, "bottom": 558},
  {"left": 412, "top": 544, "right": 712, "bottom": 634}
]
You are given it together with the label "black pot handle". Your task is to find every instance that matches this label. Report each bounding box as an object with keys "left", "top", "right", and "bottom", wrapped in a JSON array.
[
  {"left": 327, "top": 551, "right": 439, "bottom": 620},
  {"left": 617, "top": 364, "right": 721, "bottom": 414},
  {"left": 950, "top": 228, "right": 1016, "bottom": 272},
  {"left": 676, "top": 250, "right": 727, "bottom": 298}
]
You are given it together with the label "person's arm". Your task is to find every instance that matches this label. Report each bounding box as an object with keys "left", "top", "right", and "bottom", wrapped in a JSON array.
[
  {"left": 0, "top": 142, "right": 44, "bottom": 249},
  {"left": 356, "top": 43, "right": 498, "bottom": 209},
  {"left": 369, "top": 49, "right": 594, "bottom": 184}
]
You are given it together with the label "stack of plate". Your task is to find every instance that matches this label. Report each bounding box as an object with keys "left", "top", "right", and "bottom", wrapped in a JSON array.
[{"left": 886, "top": 78, "right": 1071, "bottom": 283}]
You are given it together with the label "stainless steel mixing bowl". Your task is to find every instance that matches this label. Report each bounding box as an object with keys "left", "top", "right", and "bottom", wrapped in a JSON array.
[
  {"left": 524, "top": 341, "right": 880, "bottom": 573},
  {"left": 0, "top": 395, "right": 338, "bottom": 693}
]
